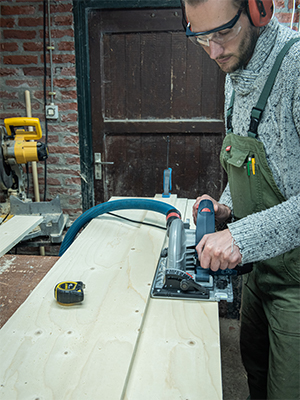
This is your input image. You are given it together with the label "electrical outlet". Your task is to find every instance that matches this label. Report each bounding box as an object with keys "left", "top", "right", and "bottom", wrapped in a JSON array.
[{"left": 46, "top": 104, "right": 59, "bottom": 119}]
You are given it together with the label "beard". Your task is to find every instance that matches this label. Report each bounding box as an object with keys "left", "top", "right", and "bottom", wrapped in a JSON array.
[{"left": 216, "top": 25, "right": 259, "bottom": 73}]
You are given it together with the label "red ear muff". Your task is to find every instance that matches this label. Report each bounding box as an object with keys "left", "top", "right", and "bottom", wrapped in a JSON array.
[{"left": 247, "top": 0, "right": 274, "bottom": 27}]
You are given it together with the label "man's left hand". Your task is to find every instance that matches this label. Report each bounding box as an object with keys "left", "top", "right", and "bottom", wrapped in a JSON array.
[{"left": 196, "top": 229, "right": 242, "bottom": 271}]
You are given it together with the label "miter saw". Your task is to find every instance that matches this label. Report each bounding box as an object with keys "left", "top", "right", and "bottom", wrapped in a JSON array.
[
  {"left": 0, "top": 117, "right": 68, "bottom": 243},
  {"left": 0, "top": 117, "right": 48, "bottom": 203},
  {"left": 151, "top": 199, "right": 252, "bottom": 302}
]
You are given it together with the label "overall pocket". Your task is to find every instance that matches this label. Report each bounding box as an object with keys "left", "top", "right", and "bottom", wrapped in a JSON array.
[{"left": 222, "top": 146, "right": 263, "bottom": 219}]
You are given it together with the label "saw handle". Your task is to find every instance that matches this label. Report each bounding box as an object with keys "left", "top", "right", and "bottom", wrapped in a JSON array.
[
  {"left": 195, "top": 199, "right": 215, "bottom": 245},
  {"left": 195, "top": 199, "right": 252, "bottom": 276},
  {"left": 4, "top": 117, "right": 42, "bottom": 140}
]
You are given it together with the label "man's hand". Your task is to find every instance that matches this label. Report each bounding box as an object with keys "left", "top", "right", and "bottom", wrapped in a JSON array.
[
  {"left": 192, "top": 194, "right": 231, "bottom": 225},
  {"left": 196, "top": 229, "right": 242, "bottom": 271}
]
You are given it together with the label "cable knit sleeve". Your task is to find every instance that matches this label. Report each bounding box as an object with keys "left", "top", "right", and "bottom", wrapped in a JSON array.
[
  {"left": 218, "top": 183, "right": 233, "bottom": 211},
  {"left": 228, "top": 195, "right": 300, "bottom": 264}
]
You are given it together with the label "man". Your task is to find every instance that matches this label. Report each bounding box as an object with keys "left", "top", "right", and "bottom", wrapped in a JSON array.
[{"left": 181, "top": 0, "right": 300, "bottom": 398}]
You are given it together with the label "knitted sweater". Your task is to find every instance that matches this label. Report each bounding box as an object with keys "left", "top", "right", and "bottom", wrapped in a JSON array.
[{"left": 219, "top": 17, "right": 300, "bottom": 264}]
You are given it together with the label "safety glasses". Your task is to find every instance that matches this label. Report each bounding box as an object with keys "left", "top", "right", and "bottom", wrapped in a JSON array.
[{"left": 181, "top": 1, "right": 243, "bottom": 47}]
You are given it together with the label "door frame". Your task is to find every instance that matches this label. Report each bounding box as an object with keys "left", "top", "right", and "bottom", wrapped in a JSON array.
[{"left": 73, "top": 0, "right": 181, "bottom": 211}]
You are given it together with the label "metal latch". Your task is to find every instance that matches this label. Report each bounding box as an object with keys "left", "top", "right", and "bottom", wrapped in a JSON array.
[{"left": 94, "top": 152, "right": 114, "bottom": 180}]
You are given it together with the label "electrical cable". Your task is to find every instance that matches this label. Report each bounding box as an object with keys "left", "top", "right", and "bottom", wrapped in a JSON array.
[
  {"left": 107, "top": 212, "right": 167, "bottom": 230},
  {"left": 43, "top": 0, "right": 49, "bottom": 201}
]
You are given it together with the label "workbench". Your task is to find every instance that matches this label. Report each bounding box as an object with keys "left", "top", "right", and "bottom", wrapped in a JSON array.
[{"left": 0, "top": 196, "right": 222, "bottom": 399}]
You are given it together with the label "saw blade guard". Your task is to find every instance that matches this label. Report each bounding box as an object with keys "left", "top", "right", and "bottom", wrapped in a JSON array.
[{"left": 167, "top": 218, "right": 186, "bottom": 271}]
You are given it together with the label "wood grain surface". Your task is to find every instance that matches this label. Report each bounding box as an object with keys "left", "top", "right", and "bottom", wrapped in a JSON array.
[{"left": 0, "top": 197, "right": 222, "bottom": 400}]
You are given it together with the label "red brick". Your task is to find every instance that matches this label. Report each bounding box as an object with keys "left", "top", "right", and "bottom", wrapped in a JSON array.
[
  {"left": 47, "top": 135, "right": 59, "bottom": 143},
  {"left": 4, "top": 55, "right": 38, "bottom": 65},
  {"left": 0, "top": 112, "right": 21, "bottom": 119},
  {"left": 1, "top": 43, "right": 19, "bottom": 52},
  {"left": 277, "top": 13, "right": 296, "bottom": 23},
  {"left": 0, "top": 91, "right": 19, "bottom": 99},
  {"left": 56, "top": 67, "right": 76, "bottom": 76},
  {"left": 3, "top": 30, "right": 36, "bottom": 39},
  {"left": 45, "top": 156, "right": 60, "bottom": 164},
  {"left": 61, "top": 114, "right": 78, "bottom": 123},
  {"left": 0, "top": 18, "right": 15, "bottom": 28},
  {"left": 19, "top": 17, "right": 43, "bottom": 27},
  {"left": 57, "top": 41, "right": 75, "bottom": 51},
  {"left": 68, "top": 197, "right": 82, "bottom": 205},
  {"left": 49, "top": 145, "right": 79, "bottom": 155},
  {"left": 48, "top": 187, "right": 80, "bottom": 196},
  {"left": 59, "top": 103, "right": 78, "bottom": 111},
  {"left": 1, "top": 5, "right": 36, "bottom": 16},
  {"left": 47, "top": 124, "right": 78, "bottom": 133},
  {"left": 31, "top": 102, "right": 41, "bottom": 111},
  {"left": 61, "top": 90, "right": 77, "bottom": 100},
  {"left": 33, "top": 90, "right": 44, "bottom": 99},
  {"left": 0, "top": 68, "right": 18, "bottom": 77},
  {"left": 65, "top": 177, "right": 82, "bottom": 185},
  {"left": 288, "top": 0, "right": 300, "bottom": 9},
  {"left": 47, "top": 177, "right": 62, "bottom": 185},
  {"left": 66, "top": 156, "right": 80, "bottom": 165},
  {"left": 6, "top": 101, "right": 25, "bottom": 110},
  {"left": 274, "top": 0, "right": 285, "bottom": 9},
  {"left": 50, "top": 3, "right": 73, "bottom": 13},
  {"left": 54, "top": 78, "right": 76, "bottom": 88},
  {"left": 23, "top": 67, "right": 45, "bottom": 76},
  {"left": 40, "top": 29, "right": 74, "bottom": 39},
  {"left": 53, "top": 54, "right": 76, "bottom": 64},
  {"left": 5, "top": 79, "right": 40, "bottom": 87},
  {"left": 54, "top": 15, "right": 73, "bottom": 26},
  {"left": 48, "top": 168, "right": 79, "bottom": 175},
  {"left": 63, "top": 135, "right": 79, "bottom": 144},
  {"left": 23, "top": 42, "right": 44, "bottom": 52}
]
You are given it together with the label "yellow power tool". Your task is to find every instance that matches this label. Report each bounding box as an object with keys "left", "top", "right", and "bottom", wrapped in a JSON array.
[{"left": 0, "top": 117, "right": 48, "bottom": 191}]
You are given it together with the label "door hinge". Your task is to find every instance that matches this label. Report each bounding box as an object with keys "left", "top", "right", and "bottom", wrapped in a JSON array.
[{"left": 94, "top": 153, "right": 114, "bottom": 180}]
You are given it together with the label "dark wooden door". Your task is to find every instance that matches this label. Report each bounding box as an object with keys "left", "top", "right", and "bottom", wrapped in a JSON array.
[{"left": 89, "top": 8, "right": 226, "bottom": 204}]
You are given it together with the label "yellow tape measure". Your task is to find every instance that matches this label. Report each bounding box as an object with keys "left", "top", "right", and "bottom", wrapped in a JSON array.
[{"left": 54, "top": 281, "right": 85, "bottom": 305}]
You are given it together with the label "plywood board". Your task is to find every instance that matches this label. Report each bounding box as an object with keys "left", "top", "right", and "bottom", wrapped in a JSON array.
[
  {"left": 123, "top": 299, "right": 222, "bottom": 400},
  {"left": 0, "top": 197, "right": 222, "bottom": 400},
  {"left": 0, "top": 215, "right": 43, "bottom": 257},
  {"left": 0, "top": 197, "right": 187, "bottom": 399}
]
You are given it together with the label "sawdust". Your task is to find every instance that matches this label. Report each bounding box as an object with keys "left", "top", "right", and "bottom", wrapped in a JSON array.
[{"left": 0, "top": 255, "right": 16, "bottom": 275}]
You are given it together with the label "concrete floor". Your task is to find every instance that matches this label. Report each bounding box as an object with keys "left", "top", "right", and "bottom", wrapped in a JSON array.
[{"left": 220, "top": 318, "right": 249, "bottom": 400}]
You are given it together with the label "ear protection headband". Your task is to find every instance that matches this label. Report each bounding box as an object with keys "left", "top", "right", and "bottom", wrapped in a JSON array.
[{"left": 247, "top": 0, "right": 274, "bottom": 27}]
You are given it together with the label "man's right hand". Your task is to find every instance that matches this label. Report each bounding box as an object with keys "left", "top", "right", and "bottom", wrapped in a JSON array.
[{"left": 192, "top": 194, "right": 232, "bottom": 225}]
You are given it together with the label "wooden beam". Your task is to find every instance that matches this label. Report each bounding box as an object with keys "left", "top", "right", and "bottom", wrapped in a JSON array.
[{"left": 0, "top": 215, "right": 43, "bottom": 257}]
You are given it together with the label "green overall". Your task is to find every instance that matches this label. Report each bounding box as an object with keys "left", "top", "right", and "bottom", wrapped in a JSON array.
[{"left": 220, "top": 39, "right": 300, "bottom": 400}]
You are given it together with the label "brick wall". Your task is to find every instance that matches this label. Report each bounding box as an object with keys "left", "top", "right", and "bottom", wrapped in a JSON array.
[
  {"left": 0, "top": 0, "right": 299, "bottom": 221},
  {"left": 0, "top": 0, "right": 82, "bottom": 220}
]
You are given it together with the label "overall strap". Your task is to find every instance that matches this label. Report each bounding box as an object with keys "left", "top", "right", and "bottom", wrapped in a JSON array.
[
  {"left": 226, "top": 91, "right": 235, "bottom": 134},
  {"left": 248, "top": 37, "right": 300, "bottom": 138},
  {"left": 226, "top": 38, "right": 300, "bottom": 137}
]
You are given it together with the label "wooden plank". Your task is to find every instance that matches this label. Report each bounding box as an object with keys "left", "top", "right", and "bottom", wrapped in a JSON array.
[
  {"left": 0, "top": 196, "right": 187, "bottom": 399},
  {"left": 0, "top": 215, "right": 43, "bottom": 257},
  {"left": 123, "top": 300, "right": 222, "bottom": 400},
  {"left": 122, "top": 197, "right": 222, "bottom": 400}
]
